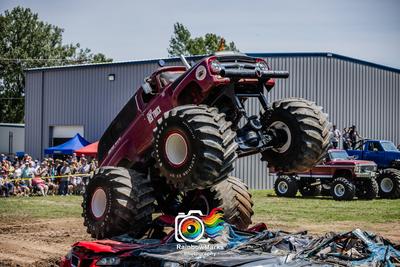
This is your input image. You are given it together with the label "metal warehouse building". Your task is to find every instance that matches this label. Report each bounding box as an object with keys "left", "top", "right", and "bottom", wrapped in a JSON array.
[{"left": 24, "top": 52, "right": 400, "bottom": 189}]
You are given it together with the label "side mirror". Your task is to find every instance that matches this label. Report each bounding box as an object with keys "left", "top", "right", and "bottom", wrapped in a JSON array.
[{"left": 373, "top": 148, "right": 378, "bottom": 152}]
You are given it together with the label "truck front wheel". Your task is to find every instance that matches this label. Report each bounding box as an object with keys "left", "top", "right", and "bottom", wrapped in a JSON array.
[
  {"left": 377, "top": 169, "right": 400, "bottom": 199},
  {"left": 154, "top": 105, "right": 237, "bottom": 191},
  {"left": 356, "top": 179, "right": 378, "bottom": 200},
  {"left": 331, "top": 177, "right": 355, "bottom": 201},
  {"left": 261, "top": 98, "right": 330, "bottom": 173}
]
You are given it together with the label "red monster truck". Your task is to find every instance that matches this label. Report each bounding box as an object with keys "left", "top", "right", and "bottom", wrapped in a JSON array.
[
  {"left": 82, "top": 52, "right": 330, "bottom": 239},
  {"left": 273, "top": 149, "right": 378, "bottom": 200}
]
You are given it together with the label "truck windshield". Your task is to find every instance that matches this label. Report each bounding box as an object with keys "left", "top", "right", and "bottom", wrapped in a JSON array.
[
  {"left": 381, "top": 141, "right": 398, "bottom": 152},
  {"left": 329, "top": 150, "right": 349, "bottom": 160}
]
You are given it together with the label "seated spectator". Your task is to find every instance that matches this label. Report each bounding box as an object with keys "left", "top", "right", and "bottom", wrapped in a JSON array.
[
  {"left": 32, "top": 176, "right": 48, "bottom": 196},
  {"left": 16, "top": 179, "right": 30, "bottom": 196}
]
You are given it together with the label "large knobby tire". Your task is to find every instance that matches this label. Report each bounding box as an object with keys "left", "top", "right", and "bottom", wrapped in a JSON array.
[
  {"left": 356, "top": 179, "right": 378, "bottom": 200},
  {"left": 154, "top": 105, "right": 237, "bottom": 191},
  {"left": 183, "top": 176, "right": 254, "bottom": 230},
  {"left": 274, "top": 175, "right": 298, "bottom": 197},
  {"left": 262, "top": 98, "right": 330, "bottom": 173},
  {"left": 331, "top": 177, "right": 355, "bottom": 201},
  {"left": 82, "top": 167, "right": 155, "bottom": 239},
  {"left": 298, "top": 178, "right": 322, "bottom": 197},
  {"left": 377, "top": 169, "right": 400, "bottom": 199}
]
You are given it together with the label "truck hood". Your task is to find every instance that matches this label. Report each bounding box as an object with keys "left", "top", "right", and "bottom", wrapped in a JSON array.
[
  {"left": 72, "top": 239, "right": 145, "bottom": 253},
  {"left": 330, "top": 159, "right": 375, "bottom": 165},
  {"left": 386, "top": 151, "right": 400, "bottom": 160}
]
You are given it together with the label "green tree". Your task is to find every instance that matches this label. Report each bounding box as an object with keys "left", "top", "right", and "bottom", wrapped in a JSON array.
[
  {"left": 0, "top": 7, "right": 112, "bottom": 123},
  {"left": 168, "top": 22, "right": 238, "bottom": 57}
]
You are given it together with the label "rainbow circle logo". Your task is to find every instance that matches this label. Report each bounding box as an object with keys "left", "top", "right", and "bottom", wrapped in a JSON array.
[{"left": 177, "top": 215, "right": 205, "bottom": 242}]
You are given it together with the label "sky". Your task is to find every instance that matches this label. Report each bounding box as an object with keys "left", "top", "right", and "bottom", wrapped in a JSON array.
[{"left": 1, "top": 0, "right": 399, "bottom": 68}]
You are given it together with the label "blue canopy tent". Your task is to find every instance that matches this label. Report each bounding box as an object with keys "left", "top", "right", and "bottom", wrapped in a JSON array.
[{"left": 44, "top": 134, "right": 91, "bottom": 155}]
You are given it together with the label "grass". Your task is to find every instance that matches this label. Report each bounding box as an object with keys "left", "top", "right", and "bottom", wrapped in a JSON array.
[
  {"left": 1, "top": 191, "right": 399, "bottom": 226},
  {"left": 0, "top": 195, "right": 83, "bottom": 220}
]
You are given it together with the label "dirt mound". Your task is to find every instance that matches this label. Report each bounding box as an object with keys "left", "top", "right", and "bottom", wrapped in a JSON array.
[{"left": 0, "top": 217, "right": 91, "bottom": 267}]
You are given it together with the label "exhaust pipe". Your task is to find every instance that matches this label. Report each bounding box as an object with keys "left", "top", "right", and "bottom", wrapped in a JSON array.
[{"left": 179, "top": 54, "right": 191, "bottom": 70}]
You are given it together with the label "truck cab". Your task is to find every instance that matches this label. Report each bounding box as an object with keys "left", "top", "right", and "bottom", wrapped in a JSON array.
[{"left": 347, "top": 140, "right": 400, "bottom": 169}]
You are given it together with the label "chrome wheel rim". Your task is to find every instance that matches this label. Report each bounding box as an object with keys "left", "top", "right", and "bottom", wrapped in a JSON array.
[
  {"left": 334, "top": 184, "right": 346, "bottom": 197},
  {"left": 91, "top": 188, "right": 107, "bottom": 219},
  {"left": 165, "top": 132, "right": 188, "bottom": 166},
  {"left": 381, "top": 177, "right": 394, "bottom": 193},
  {"left": 277, "top": 181, "right": 289, "bottom": 194}
]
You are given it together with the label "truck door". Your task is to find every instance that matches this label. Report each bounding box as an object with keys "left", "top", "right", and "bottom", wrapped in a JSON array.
[{"left": 364, "top": 141, "right": 385, "bottom": 166}]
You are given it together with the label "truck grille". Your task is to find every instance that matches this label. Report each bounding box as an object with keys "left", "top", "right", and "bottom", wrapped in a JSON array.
[{"left": 361, "top": 165, "right": 376, "bottom": 172}]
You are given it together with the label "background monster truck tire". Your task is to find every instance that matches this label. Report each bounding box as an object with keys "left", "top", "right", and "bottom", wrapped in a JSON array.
[
  {"left": 183, "top": 176, "right": 253, "bottom": 230},
  {"left": 377, "top": 169, "right": 400, "bottom": 199},
  {"left": 274, "top": 175, "right": 298, "bottom": 197},
  {"left": 298, "top": 178, "right": 322, "bottom": 197},
  {"left": 261, "top": 98, "right": 330, "bottom": 173},
  {"left": 82, "top": 167, "right": 155, "bottom": 239},
  {"left": 331, "top": 177, "right": 355, "bottom": 201},
  {"left": 356, "top": 179, "right": 378, "bottom": 200},
  {"left": 154, "top": 104, "right": 237, "bottom": 191}
]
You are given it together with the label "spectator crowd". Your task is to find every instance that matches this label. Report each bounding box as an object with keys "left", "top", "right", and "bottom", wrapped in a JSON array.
[
  {"left": 329, "top": 124, "right": 363, "bottom": 149},
  {"left": 0, "top": 153, "right": 97, "bottom": 197}
]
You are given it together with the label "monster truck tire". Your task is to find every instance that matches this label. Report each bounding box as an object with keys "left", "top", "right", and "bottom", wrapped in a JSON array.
[
  {"left": 377, "top": 169, "right": 400, "bottom": 199},
  {"left": 298, "top": 179, "right": 322, "bottom": 197},
  {"left": 184, "top": 176, "right": 253, "bottom": 230},
  {"left": 356, "top": 179, "right": 378, "bottom": 200},
  {"left": 154, "top": 104, "right": 237, "bottom": 191},
  {"left": 331, "top": 177, "right": 355, "bottom": 201},
  {"left": 82, "top": 167, "right": 155, "bottom": 239},
  {"left": 274, "top": 175, "right": 298, "bottom": 197},
  {"left": 261, "top": 98, "right": 330, "bottom": 173}
]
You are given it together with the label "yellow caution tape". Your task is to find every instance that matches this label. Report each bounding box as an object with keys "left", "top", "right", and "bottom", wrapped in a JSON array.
[{"left": 4, "top": 173, "right": 93, "bottom": 182}]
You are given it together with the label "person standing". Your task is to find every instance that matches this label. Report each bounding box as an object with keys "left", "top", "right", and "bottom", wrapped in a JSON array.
[
  {"left": 59, "top": 161, "right": 70, "bottom": 196},
  {"left": 330, "top": 125, "right": 341, "bottom": 149},
  {"left": 342, "top": 128, "right": 350, "bottom": 150},
  {"left": 349, "top": 125, "right": 362, "bottom": 149}
]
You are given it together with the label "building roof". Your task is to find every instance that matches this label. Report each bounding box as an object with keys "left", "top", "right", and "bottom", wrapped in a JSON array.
[
  {"left": 26, "top": 52, "right": 400, "bottom": 74},
  {"left": 0, "top": 123, "right": 25, "bottom": 128}
]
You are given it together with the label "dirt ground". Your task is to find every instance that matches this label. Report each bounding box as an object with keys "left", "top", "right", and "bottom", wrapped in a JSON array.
[
  {"left": 0, "top": 217, "right": 91, "bottom": 267},
  {"left": 0, "top": 216, "right": 399, "bottom": 267}
]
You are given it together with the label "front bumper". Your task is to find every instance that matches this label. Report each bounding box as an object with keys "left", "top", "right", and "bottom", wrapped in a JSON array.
[{"left": 354, "top": 171, "right": 376, "bottom": 178}]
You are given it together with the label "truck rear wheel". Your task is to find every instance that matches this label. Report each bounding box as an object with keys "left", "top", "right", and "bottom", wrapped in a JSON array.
[
  {"left": 377, "top": 169, "right": 400, "bottom": 199},
  {"left": 262, "top": 98, "right": 330, "bottom": 173},
  {"left": 356, "top": 179, "right": 378, "bottom": 200},
  {"left": 184, "top": 176, "right": 253, "bottom": 230},
  {"left": 331, "top": 177, "right": 355, "bottom": 201},
  {"left": 154, "top": 105, "right": 237, "bottom": 191},
  {"left": 82, "top": 167, "right": 155, "bottom": 239},
  {"left": 274, "top": 175, "right": 298, "bottom": 197}
]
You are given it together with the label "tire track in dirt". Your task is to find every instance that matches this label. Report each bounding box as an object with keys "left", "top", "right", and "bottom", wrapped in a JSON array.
[{"left": 0, "top": 218, "right": 91, "bottom": 267}]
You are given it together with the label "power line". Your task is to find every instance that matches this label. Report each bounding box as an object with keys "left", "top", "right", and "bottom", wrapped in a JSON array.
[{"left": 0, "top": 58, "right": 91, "bottom": 62}]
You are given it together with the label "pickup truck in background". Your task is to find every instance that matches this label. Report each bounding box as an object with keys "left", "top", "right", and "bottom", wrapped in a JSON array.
[
  {"left": 347, "top": 139, "right": 400, "bottom": 199},
  {"left": 271, "top": 149, "right": 378, "bottom": 201}
]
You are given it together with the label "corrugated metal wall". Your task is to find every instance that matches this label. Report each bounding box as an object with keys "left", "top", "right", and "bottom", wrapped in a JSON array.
[{"left": 24, "top": 54, "right": 400, "bottom": 189}]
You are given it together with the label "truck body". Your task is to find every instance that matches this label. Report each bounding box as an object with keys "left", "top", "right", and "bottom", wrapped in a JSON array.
[{"left": 346, "top": 140, "right": 400, "bottom": 169}]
